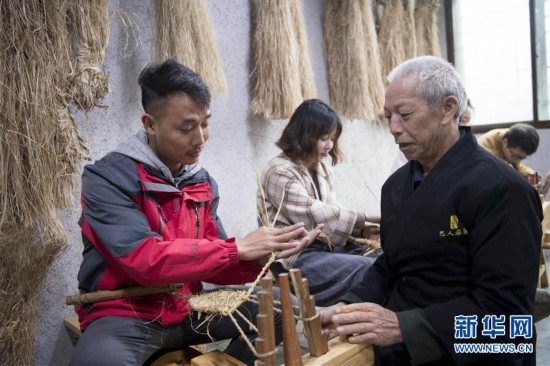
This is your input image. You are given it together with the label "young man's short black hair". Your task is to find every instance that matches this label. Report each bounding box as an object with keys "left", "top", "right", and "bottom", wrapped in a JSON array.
[
  {"left": 504, "top": 123, "right": 539, "bottom": 155},
  {"left": 138, "top": 59, "right": 211, "bottom": 113}
]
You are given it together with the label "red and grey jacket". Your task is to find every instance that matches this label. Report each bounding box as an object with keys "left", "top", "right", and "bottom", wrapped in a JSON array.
[{"left": 76, "top": 152, "right": 261, "bottom": 330}]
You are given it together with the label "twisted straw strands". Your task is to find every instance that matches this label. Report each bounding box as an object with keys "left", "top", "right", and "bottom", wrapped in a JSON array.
[
  {"left": 153, "top": 0, "right": 227, "bottom": 93},
  {"left": 251, "top": 0, "right": 316, "bottom": 119},
  {"left": 183, "top": 168, "right": 287, "bottom": 358},
  {"left": 347, "top": 236, "right": 382, "bottom": 257},
  {"left": 414, "top": 0, "right": 441, "bottom": 57},
  {"left": 188, "top": 170, "right": 284, "bottom": 316},
  {"left": 70, "top": 0, "right": 110, "bottom": 111},
  {"left": 0, "top": 0, "right": 90, "bottom": 364},
  {"left": 323, "top": 0, "right": 384, "bottom": 120}
]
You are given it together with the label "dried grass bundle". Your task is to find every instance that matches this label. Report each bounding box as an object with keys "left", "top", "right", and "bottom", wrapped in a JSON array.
[
  {"left": 361, "top": 0, "right": 385, "bottom": 118},
  {"left": 0, "top": 1, "right": 88, "bottom": 364},
  {"left": 414, "top": 0, "right": 441, "bottom": 57},
  {"left": 402, "top": 0, "right": 417, "bottom": 60},
  {"left": 115, "top": 8, "right": 143, "bottom": 59},
  {"left": 250, "top": 0, "right": 316, "bottom": 119},
  {"left": 323, "top": 0, "right": 383, "bottom": 120},
  {"left": 378, "top": 0, "right": 409, "bottom": 81},
  {"left": 291, "top": 0, "right": 316, "bottom": 101},
  {"left": 347, "top": 236, "right": 382, "bottom": 257},
  {"left": 188, "top": 289, "right": 249, "bottom": 317},
  {"left": 70, "top": 0, "right": 110, "bottom": 111},
  {"left": 153, "top": 0, "right": 227, "bottom": 93}
]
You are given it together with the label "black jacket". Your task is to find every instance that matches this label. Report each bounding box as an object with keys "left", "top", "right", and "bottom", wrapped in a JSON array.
[{"left": 345, "top": 129, "right": 542, "bottom": 365}]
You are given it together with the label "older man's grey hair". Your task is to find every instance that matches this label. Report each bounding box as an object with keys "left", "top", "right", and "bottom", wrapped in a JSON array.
[{"left": 387, "top": 56, "right": 468, "bottom": 124}]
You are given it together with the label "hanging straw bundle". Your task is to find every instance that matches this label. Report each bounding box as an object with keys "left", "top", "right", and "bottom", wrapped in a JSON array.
[
  {"left": 70, "top": 0, "right": 110, "bottom": 112},
  {"left": 415, "top": 0, "right": 442, "bottom": 57},
  {"left": 378, "top": 0, "right": 411, "bottom": 81},
  {"left": 250, "top": 0, "right": 316, "bottom": 119},
  {"left": 323, "top": 0, "right": 384, "bottom": 120},
  {"left": 402, "top": 0, "right": 417, "bottom": 60},
  {"left": 0, "top": 0, "right": 92, "bottom": 364},
  {"left": 153, "top": 0, "right": 227, "bottom": 93},
  {"left": 290, "top": 0, "right": 317, "bottom": 102},
  {"left": 361, "top": 0, "right": 385, "bottom": 118}
]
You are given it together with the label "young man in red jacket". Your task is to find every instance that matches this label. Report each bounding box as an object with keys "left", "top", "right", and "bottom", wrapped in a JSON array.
[{"left": 71, "top": 59, "right": 320, "bottom": 366}]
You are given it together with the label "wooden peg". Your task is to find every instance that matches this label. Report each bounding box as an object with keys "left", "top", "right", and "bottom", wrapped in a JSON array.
[
  {"left": 304, "top": 294, "right": 328, "bottom": 356},
  {"left": 278, "top": 273, "right": 303, "bottom": 366},
  {"left": 289, "top": 269, "right": 305, "bottom": 309},
  {"left": 256, "top": 292, "right": 276, "bottom": 366}
]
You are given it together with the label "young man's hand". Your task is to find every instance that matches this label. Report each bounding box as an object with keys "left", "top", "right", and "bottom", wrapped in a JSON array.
[{"left": 237, "top": 223, "right": 323, "bottom": 262}]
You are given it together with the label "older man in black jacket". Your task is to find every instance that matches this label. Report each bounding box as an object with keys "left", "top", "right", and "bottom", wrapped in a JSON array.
[{"left": 320, "top": 56, "right": 542, "bottom": 365}]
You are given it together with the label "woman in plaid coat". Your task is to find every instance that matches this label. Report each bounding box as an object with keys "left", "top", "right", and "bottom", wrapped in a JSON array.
[{"left": 257, "top": 99, "right": 381, "bottom": 306}]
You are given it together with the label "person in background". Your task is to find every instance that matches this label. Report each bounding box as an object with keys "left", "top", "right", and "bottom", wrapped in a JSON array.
[
  {"left": 319, "top": 56, "right": 542, "bottom": 365},
  {"left": 477, "top": 123, "right": 540, "bottom": 183},
  {"left": 70, "top": 59, "right": 321, "bottom": 366},
  {"left": 257, "top": 99, "right": 381, "bottom": 307}
]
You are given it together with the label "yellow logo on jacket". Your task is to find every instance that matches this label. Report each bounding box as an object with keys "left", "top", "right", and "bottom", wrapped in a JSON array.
[{"left": 439, "top": 215, "right": 468, "bottom": 237}]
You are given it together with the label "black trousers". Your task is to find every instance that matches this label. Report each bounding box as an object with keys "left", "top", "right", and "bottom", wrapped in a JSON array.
[{"left": 70, "top": 287, "right": 285, "bottom": 366}]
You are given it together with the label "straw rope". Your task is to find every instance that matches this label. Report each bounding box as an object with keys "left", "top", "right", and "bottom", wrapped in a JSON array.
[
  {"left": 186, "top": 251, "right": 278, "bottom": 318},
  {"left": 250, "top": 0, "right": 316, "bottom": 119},
  {"left": 183, "top": 169, "right": 306, "bottom": 358},
  {"left": 152, "top": 0, "right": 227, "bottom": 93}
]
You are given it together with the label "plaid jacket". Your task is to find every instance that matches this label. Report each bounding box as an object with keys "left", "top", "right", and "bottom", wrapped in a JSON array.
[{"left": 257, "top": 153, "right": 364, "bottom": 269}]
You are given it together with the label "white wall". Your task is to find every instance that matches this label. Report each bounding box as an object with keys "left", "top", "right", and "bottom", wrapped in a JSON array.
[
  {"left": 525, "top": 129, "right": 550, "bottom": 176},
  {"left": 33, "top": 1, "right": 398, "bottom": 364}
]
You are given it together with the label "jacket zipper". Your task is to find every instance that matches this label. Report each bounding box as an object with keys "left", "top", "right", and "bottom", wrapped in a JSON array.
[
  {"left": 156, "top": 203, "right": 168, "bottom": 235},
  {"left": 193, "top": 203, "right": 201, "bottom": 239}
]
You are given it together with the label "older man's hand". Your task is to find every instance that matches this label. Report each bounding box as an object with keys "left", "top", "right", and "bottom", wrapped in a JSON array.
[{"left": 326, "top": 302, "right": 403, "bottom": 347}]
